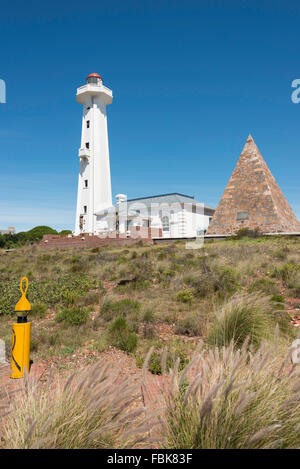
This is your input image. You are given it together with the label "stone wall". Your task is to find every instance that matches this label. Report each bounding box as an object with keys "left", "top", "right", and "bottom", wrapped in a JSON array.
[{"left": 39, "top": 227, "right": 162, "bottom": 249}]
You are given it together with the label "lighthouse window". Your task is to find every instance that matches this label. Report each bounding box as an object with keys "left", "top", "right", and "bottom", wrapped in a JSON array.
[
  {"left": 84, "top": 180, "right": 88, "bottom": 188},
  {"left": 85, "top": 142, "right": 89, "bottom": 149},
  {"left": 86, "top": 120, "right": 90, "bottom": 128},
  {"left": 84, "top": 206, "right": 87, "bottom": 214}
]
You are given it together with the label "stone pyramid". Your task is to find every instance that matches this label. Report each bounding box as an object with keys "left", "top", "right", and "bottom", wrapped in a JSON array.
[{"left": 206, "top": 135, "right": 300, "bottom": 235}]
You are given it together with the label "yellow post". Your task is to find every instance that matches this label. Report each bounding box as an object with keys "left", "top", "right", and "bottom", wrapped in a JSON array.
[{"left": 10, "top": 277, "right": 31, "bottom": 379}]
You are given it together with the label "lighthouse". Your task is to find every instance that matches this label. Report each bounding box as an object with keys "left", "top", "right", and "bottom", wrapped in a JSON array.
[{"left": 75, "top": 73, "right": 113, "bottom": 235}]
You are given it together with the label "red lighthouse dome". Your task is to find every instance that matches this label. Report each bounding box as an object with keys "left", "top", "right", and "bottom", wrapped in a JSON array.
[{"left": 86, "top": 73, "right": 103, "bottom": 84}]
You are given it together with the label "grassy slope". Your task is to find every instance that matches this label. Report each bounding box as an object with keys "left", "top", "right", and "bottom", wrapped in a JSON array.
[
  {"left": 1, "top": 237, "right": 300, "bottom": 449},
  {"left": 0, "top": 236, "right": 299, "bottom": 371}
]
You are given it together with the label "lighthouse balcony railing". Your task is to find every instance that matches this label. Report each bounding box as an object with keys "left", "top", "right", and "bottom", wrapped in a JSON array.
[{"left": 78, "top": 147, "right": 90, "bottom": 159}]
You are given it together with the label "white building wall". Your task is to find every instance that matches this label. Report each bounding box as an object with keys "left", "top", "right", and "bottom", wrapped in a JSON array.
[{"left": 114, "top": 200, "right": 211, "bottom": 238}]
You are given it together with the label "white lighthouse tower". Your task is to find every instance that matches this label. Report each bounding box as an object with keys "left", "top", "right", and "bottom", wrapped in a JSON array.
[{"left": 75, "top": 73, "right": 113, "bottom": 235}]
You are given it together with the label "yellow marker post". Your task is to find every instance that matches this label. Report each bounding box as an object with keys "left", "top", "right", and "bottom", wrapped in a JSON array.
[{"left": 10, "top": 277, "right": 31, "bottom": 379}]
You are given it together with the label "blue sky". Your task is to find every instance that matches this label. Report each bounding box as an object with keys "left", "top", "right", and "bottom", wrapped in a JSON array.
[{"left": 1, "top": 0, "right": 300, "bottom": 232}]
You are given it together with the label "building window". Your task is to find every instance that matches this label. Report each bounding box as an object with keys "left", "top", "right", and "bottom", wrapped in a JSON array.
[
  {"left": 84, "top": 180, "right": 88, "bottom": 188},
  {"left": 84, "top": 205, "right": 87, "bottom": 214},
  {"left": 85, "top": 142, "right": 89, "bottom": 149},
  {"left": 162, "top": 216, "right": 169, "bottom": 231},
  {"left": 86, "top": 120, "right": 90, "bottom": 128},
  {"left": 192, "top": 205, "right": 196, "bottom": 214}
]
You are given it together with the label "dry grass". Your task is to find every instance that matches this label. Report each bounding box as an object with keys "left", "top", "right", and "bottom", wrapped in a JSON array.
[
  {"left": 1, "top": 359, "right": 155, "bottom": 449},
  {"left": 158, "top": 332, "right": 300, "bottom": 449},
  {"left": 207, "top": 292, "right": 295, "bottom": 349},
  {"left": 1, "top": 237, "right": 300, "bottom": 448}
]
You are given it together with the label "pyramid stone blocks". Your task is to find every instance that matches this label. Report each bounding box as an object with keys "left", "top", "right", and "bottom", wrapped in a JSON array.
[{"left": 206, "top": 135, "right": 300, "bottom": 235}]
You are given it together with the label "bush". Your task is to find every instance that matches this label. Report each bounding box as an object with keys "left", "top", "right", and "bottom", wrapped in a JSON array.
[
  {"left": 286, "top": 271, "right": 300, "bottom": 298},
  {"left": 119, "top": 259, "right": 154, "bottom": 289},
  {"left": 2, "top": 359, "right": 152, "bottom": 448},
  {"left": 248, "top": 277, "right": 280, "bottom": 296},
  {"left": 138, "top": 341, "right": 188, "bottom": 375},
  {"left": 272, "top": 248, "right": 289, "bottom": 260},
  {"left": 234, "top": 227, "right": 262, "bottom": 239},
  {"left": 158, "top": 339, "right": 300, "bottom": 449},
  {"left": 69, "top": 260, "right": 88, "bottom": 274},
  {"left": 271, "top": 263, "right": 300, "bottom": 284},
  {"left": 271, "top": 294, "right": 285, "bottom": 303},
  {"left": 76, "top": 291, "right": 101, "bottom": 307},
  {"left": 108, "top": 317, "right": 138, "bottom": 353},
  {"left": 0, "top": 275, "right": 93, "bottom": 315},
  {"left": 56, "top": 307, "right": 89, "bottom": 326},
  {"left": 175, "top": 313, "right": 203, "bottom": 336},
  {"left": 26, "top": 225, "right": 58, "bottom": 241},
  {"left": 30, "top": 302, "right": 48, "bottom": 319},
  {"left": 184, "top": 265, "right": 240, "bottom": 299},
  {"left": 143, "top": 308, "right": 155, "bottom": 323},
  {"left": 207, "top": 293, "right": 291, "bottom": 349},
  {"left": 176, "top": 290, "right": 194, "bottom": 304},
  {"left": 59, "top": 230, "right": 72, "bottom": 236},
  {"left": 100, "top": 298, "right": 141, "bottom": 322}
]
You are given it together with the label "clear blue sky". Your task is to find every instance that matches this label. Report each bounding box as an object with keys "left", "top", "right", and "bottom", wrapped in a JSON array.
[{"left": 1, "top": 0, "right": 300, "bottom": 232}]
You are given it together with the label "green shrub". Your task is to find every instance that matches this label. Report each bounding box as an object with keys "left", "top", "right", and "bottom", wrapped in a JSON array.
[
  {"left": 248, "top": 277, "right": 280, "bottom": 296},
  {"left": 62, "top": 290, "right": 79, "bottom": 307},
  {"left": 76, "top": 291, "right": 101, "bottom": 307},
  {"left": 234, "top": 227, "right": 262, "bottom": 239},
  {"left": 30, "top": 302, "right": 48, "bottom": 319},
  {"left": 100, "top": 298, "right": 141, "bottom": 322},
  {"left": 214, "top": 268, "right": 240, "bottom": 296},
  {"left": 59, "top": 230, "right": 72, "bottom": 236},
  {"left": 56, "top": 307, "right": 89, "bottom": 326},
  {"left": 286, "top": 271, "right": 300, "bottom": 298},
  {"left": 119, "top": 259, "right": 154, "bottom": 289},
  {"left": 175, "top": 313, "right": 203, "bottom": 336},
  {"left": 70, "top": 260, "right": 87, "bottom": 274},
  {"left": 272, "top": 248, "right": 288, "bottom": 260},
  {"left": 176, "top": 290, "right": 194, "bottom": 304},
  {"left": 26, "top": 225, "right": 58, "bottom": 241},
  {"left": 0, "top": 275, "right": 93, "bottom": 315},
  {"left": 108, "top": 317, "right": 138, "bottom": 353},
  {"left": 38, "top": 254, "right": 51, "bottom": 263},
  {"left": 185, "top": 267, "right": 240, "bottom": 299},
  {"left": 90, "top": 247, "right": 101, "bottom": 253},
  {"left": 271, "top": 263, "right": 300, "bottom": 284},
  {"left": 143, "top": 309, "right": 155, "bottom": 323},
  {"left": 62, "top": 346, "right": 75, "bottom": 356},
  {"left": 138, "top": 341, "right": 188, "bottom": 375},
  {"left": 271, "top": 294, "right": 285, "bottom": 303},
  {"left": 157, "top": 269, "right": 176, "bottom": 284}
]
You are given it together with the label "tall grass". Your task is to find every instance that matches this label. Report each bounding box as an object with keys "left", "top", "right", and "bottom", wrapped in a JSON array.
[
  {"left": 207, "top": 292, "right": 293, "bottom": 349},
  {"left": 1, "top": 360, "right": 154, "bottom": 449},
  {"left": 159, "top": 335, "right": 300, "bottom": 449}
]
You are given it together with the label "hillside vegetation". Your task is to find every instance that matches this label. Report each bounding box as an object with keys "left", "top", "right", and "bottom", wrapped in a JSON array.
[
  {"left": 0, "top": 225, "right": 71, "bottom": 250},
  {"left": 1, "top": 235, "right": 300, "bottom": 448}
]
